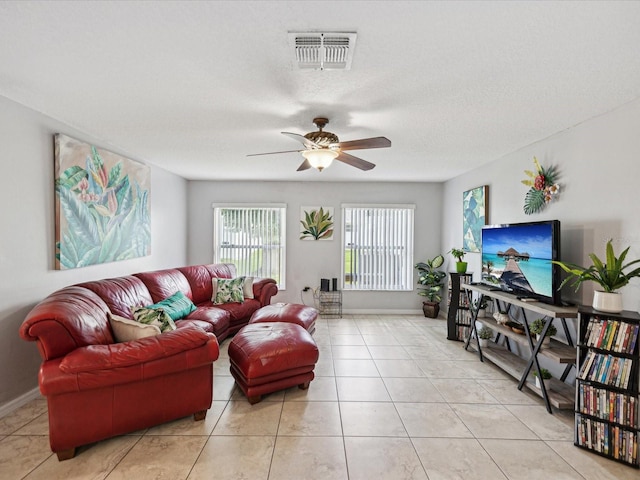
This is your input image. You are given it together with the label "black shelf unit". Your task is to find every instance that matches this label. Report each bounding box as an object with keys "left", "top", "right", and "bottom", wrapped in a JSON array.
[
  {"left": 460, "top": 283, "right": 578, "bottom": 413},
  {"left": 575, "top": 307, "right": 639, "bottom": 468},
  {"left": 446, "top": 272, "right": 473, "bottom": 341}
]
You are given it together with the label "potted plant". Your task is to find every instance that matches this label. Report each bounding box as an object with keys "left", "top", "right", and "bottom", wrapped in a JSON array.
[
  {"left": 529, "top": 318, "right": 557, "bottom": 348},
  {"left": 532, "top": 368, "right": 552, "bottom": 389},
  {"left": 449, "top": 248, "right": 467, "bottom": 273},
  {"left": 478, "top": 325, "right": 493, "bottom": 347},
  {"left": 473, "top": 297, "right": 489, "bottom": 318},
  {"left": 415, "top": 255, "right": 446, "bottom": 318},
  {"left": 552, "top": 239, "right": 640, "bottom": 313}
]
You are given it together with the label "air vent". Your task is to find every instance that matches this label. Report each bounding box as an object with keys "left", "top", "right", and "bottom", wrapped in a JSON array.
[{"left": 289, "top": 32, "right": 357, "bottom": 70}]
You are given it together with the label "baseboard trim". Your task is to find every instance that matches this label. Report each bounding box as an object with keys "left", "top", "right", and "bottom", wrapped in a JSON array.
[
  {"left": 0, "top": 387, "right": 41, "bottom": 418},
  {"left": 341, "top": 309, "right": 423, "bottom": 315}
]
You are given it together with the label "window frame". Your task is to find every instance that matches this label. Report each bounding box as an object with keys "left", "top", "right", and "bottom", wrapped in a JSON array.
[
  {"left": 212, "top": 203, "right": 287, "bottom": 289},
  {"left": 341, "top": 203, "right": 415, "bottom": 292}
]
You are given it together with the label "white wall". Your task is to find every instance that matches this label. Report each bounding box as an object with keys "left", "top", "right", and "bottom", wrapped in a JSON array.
[
  {"left": 187, "top": 180, "right": 443, "bottom": 313},
  {"left": 442, "top": 98, "right": 640, "bottom": 312},
  {"left": 0, "top": 96, "right": 188, "bottom": 408}
]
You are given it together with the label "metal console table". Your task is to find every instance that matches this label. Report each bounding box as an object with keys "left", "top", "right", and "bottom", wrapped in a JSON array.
[{"left": 461, "top": 283, "right": 578, "bottom": 413}]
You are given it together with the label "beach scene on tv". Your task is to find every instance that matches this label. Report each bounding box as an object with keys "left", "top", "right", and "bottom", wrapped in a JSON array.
[{"left": 481, "top": 223, "right": 554, "bottom": 298}]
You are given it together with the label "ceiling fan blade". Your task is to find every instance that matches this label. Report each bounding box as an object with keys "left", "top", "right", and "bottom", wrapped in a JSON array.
[
  {"left": 335, "top": 152, "right": 376, "bottom": 171},
  {"left": 335, "top": 136, "right": 391, "bottom": 151},
  {"left": 247, "top": 149, "right": 302, "bottom": 157},
  {"left": 297, "top": 159, "right": 312, "bottom": 171},
  {"left": 282, "top": 132, "right": 320, "bottom": 149}
]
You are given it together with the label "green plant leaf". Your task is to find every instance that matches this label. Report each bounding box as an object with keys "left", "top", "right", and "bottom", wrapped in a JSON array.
[
  {"left": 523, "top": 188, "right": 546, "bottom": 215},
  {"left": 57, "top": 166, "right": 87, "bottom": 189}
]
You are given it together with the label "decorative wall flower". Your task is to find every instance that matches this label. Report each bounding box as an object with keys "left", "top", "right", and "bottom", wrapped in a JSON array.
[{"left": 521, "top": 157, "right": 561, "bottom": 215}]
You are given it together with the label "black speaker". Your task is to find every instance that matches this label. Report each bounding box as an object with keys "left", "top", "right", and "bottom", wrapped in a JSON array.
[
  {"left": 332, "top": 278, "right": 338, "bottom": 291},
  {"left": 320, "top": 278, "right": 330, "bottom": 292}
]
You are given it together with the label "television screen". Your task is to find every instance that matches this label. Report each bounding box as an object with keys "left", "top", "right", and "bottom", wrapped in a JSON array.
[{"left": 481, "top": 220, "right": 561, "bottom": 305}]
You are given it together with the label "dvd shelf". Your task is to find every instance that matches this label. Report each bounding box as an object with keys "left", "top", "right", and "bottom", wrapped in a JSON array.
[
  {"left": 576, "top": 308, "right": 639, "bottom": 468},
  {"left": 446, "top": 272, "right": 473, "bottom": 341}
]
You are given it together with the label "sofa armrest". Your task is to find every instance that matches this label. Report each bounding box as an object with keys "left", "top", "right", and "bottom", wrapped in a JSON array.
[
  {"left": 59, "top": 326, "right": 217, "bottom": 373},
  {"left": 252, "top": 278, "right": 278, "bottom": 307}
]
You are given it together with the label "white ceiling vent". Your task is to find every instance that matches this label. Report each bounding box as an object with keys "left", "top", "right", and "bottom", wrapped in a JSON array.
[{"left": 289, "top": 32, "right": 357, "bottom": 70}]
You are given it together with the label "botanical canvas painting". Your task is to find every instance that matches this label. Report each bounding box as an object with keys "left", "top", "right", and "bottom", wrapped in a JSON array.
[
  {"left": 462, "top": 185, "right": 488, "bottom": 253},
  {"left": 54, "top": 134, "right": 151, "bottom": 269},
  {"left": 300, "top": 206, "right": 334, "bottom": 241}
]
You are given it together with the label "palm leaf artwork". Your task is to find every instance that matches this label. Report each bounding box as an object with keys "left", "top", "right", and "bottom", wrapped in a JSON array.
[
  {"left": 521, "top": 156, "right": 561, "bottom": 215},
  {"left": 55, "top": 134, "right": 151, "bottom": 269},
  {"left": 300, "top": 207, "right": 334, "bottom": 240}
]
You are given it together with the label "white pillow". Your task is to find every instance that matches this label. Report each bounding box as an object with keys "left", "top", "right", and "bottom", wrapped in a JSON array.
[
  {"left": 243, "top": 276, "right": 254, "bottom": 299},
  {"left": 109, "top": 313, "right": 161, "bottom": 342}
]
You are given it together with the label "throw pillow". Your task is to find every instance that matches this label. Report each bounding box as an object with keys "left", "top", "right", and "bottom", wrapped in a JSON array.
[
  {"left": 213, "top": 276, "right": 245, "bottom": 304},
  {"left": 243, "top": 276, "right": 254, "bottom": 299},
  {"left": 146, "top": 291, "right": 196, "bottom": 321},
  {"left": 109, "top": 313, "right": 161, "bottom": 342},
  {"left": 131, "top": 306, "right": 177, "bottom": 333}
]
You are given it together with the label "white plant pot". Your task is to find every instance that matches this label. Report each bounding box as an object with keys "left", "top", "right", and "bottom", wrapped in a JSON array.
[
  {"left": 536, "top": 334, "right": 551, "bottom": 348},
  {"left": 592, "top": 291, "right": 623, "bottom": 313},
  {"left": 535, "top": 376, "right": 542, "bottom": 389},
  {"left": 479, "top": 338, "right": 489, "bottom": 348}
]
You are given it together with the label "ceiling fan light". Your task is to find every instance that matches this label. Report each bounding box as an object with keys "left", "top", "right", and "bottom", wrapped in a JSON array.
[{"left": 302, "top": 149, "right": 338, "bottom": 171}]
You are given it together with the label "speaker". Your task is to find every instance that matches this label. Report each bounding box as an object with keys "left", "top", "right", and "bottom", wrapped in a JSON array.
[
  {"left": 320, "top": 278, "right": 330, "bottom": 292},
  {"left": 332, "top": 278, "right": 338, "bottom": 291}
]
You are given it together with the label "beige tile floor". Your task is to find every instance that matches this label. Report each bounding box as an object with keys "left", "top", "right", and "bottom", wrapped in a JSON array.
[{"left": 1, "top": 314, "right": 638, "bottom": 479}]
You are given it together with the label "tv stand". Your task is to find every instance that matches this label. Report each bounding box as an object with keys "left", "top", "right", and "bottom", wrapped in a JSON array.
[{"left": 459, "top": 283, "right": 579, "bottom": 413}]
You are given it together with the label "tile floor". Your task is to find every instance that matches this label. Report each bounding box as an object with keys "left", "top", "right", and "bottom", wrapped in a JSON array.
[{"left": 1, "top": 314, "right": 637, "bottom": 479}]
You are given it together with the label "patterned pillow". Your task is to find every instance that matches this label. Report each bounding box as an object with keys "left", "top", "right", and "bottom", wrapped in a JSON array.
[
  {"left": 131, "top": 306, "right": 177, "bottom": 333},
  {"left": 146, "top": 291, "right": 196, "bottom": 321},
  {"left": 212, "top": 277, "right": 246, "bottom": 304}
]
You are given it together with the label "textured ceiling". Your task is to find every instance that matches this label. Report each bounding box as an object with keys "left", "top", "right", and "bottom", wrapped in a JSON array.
[{"left": 1, "top": 1, "right": 640, "bottom": 182}]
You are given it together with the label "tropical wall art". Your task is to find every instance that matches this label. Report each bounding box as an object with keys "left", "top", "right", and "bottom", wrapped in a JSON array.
[
  {"left": 521, "top": 156, "right": 560, "bottom": 215},
  {"left": 54, "top": 134, "right": 151, "bottom": 269},
  {"left": 300, "top": 206, "right": 334, "bottom": 241},
  {"left": 462, "top": 185, "right": 488, "bottom": 253}
]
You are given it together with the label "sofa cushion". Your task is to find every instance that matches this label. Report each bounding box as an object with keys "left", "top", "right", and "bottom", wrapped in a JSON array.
[
  {"left": 131, "top": 307, "right": 176, "bottom": 333},
  {"left": 78, "top": 276, "right": 154, "bottom": 319},
  {"left": 146, "top": 291, "right": 196, "bottom": 321},
  {"left": 134, "top": 269, "right": 193, "bottom": 304},
  {"left": 213, "top": 277, "right": 245, "bottom": 304},
  {"left": 210, "top": 298, "right": 261, "bottom": 327},
  {"left": 109, "top": 313, "right": 161, "bottom": 342}
]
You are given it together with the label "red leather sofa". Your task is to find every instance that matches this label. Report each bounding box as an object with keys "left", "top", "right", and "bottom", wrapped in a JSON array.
[{"left": 19, "top": 263, "right": 278, "bottom": 460}]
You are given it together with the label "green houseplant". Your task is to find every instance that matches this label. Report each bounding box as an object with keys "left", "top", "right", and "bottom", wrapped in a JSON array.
[
  {"left": 552, "top": 239, "right": 640, "bottom": 313},
  {"left": 478, "top": 325, "right": 493, "bottom": 347},
  {"left": 449, "top": 248, "right": 467, "bottom": 273},
  {"left": 529, "top": 318, "right": 557, "bottom": 348},
  {"left": 415, "top": 254, "right": 446, "bottom": 318},
  {"left": 532, "top": 367, "right": 552, "bottom": 388}
]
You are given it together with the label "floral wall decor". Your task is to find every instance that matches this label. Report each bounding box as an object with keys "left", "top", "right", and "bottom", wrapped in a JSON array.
[
  {"left": 462, "top": 185, "right": 488, "bottom": 252},
  {"left": 521, "top": 156, "right": 560, "bottom": 215},
  {"left": 54, "top": 134, "right": 151, "bottom": 269},
  {"left": 300, "top": 206, "right": 334, "bottom": 240}
]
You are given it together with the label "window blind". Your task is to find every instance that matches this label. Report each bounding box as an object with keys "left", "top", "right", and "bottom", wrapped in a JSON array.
[
  {"left": 213, "top": 205, "right": 286, "bottom": 288},
  {"left": 342, "top": 205, "right": 414, "bottom": 291}
]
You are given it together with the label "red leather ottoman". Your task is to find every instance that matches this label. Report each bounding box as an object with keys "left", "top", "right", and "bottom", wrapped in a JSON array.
[
  {"left": 249, "top": 303, "right": 318, "bottom": 335},
  {"left": 228, "top": 322, "right": 319, "bottom": 404}
]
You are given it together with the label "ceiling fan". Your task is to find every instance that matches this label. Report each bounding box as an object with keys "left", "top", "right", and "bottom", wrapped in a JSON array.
[{"left": 248, "top": 117, "right": 391, "bottom": 172}]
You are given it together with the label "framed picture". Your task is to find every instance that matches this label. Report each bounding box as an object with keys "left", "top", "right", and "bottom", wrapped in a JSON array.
[
  {"left": 54, "top": 134, "right": 151, "bottom": 269},
  {"left": 462, "top": 185, "right": 488, "bottom": 252},
  {"left": 300, "top": 206, "right": 334, "bottom": 241}
]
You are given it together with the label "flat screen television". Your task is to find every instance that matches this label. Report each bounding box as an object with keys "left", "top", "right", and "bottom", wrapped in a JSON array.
[{"left": 481, "top": 220, "right": 561, "bottom": 305}]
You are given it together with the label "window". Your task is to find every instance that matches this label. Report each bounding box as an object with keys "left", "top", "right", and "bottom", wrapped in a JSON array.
[
  {"left": 213, "top": 204, "right": 286, "bottom": 288},
  {"left": 342, "top": 204, "right": 415, "bottom": 291}
]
